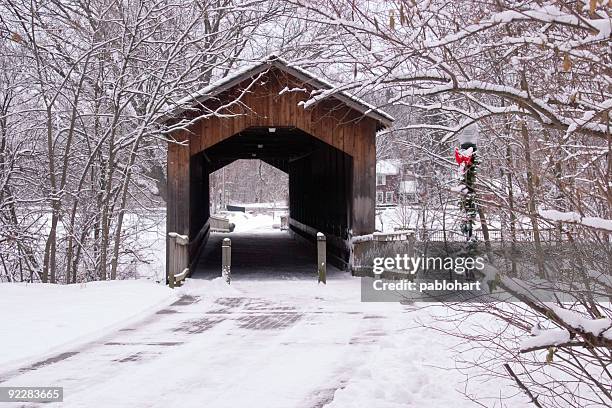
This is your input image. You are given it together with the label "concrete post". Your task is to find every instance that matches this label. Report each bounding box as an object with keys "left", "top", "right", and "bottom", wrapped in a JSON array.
[
  {"left": 222, "top": 238, "right": 231, "bottom": 284},
  {"left": 317, "top": 232, "right": 326, "bottom": 284}
]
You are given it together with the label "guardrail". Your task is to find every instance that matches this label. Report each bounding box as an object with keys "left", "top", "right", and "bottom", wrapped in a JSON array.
[
  {"left": 168, "top": 232, "right": 189, "bottom": 288},
  {"left": 383, "top": 228, "right": 566, "bottom": 243},
  {"left": 350, "top": 228, "right": 582, "bottom": 276},
  {"left": 350, "top": 231, "right": 416, "bottom": 277},
  {"left": 210, "top": 215, "right": 234, "bottom": 233}
]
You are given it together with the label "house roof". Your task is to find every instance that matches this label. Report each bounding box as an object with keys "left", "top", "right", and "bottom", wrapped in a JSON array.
[
  {"left": 376, "top": 159, "right": 402, "bottom": 175},
  {"left": 160, "top": 55, "right": 394, "bottom": 130}
]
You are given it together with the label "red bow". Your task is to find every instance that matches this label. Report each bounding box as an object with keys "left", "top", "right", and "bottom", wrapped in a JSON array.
[{"left": 455, "top": 147, "right": 473, "bottom": 166}]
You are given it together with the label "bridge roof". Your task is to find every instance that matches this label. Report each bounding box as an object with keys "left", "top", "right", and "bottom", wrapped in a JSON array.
[{"left": 161, "top": 55, "right": 394, "bottom": 130}]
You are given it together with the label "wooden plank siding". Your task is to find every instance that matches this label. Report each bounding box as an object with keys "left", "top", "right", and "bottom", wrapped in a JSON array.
[
  {"left": 166, "top": 67, "right": 380, "bottom": 276},
  {"left": 166, "top": 129, "right": 190, "bottom": 281}
]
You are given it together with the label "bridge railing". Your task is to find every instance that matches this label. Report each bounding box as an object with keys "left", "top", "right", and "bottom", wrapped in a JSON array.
[
  {"left": 350, "top": 228, "right": 567, "bottom": 276},
  {"left": 168, "top": 232, "right": 189, "bottom": 288},
  {"left": 351, "top": 231, "right": 416, "bottom": 276},
  {"left": 210, "top": 215, "right": 234, "bottom": 233},
  {"left": 421, "top": 228, "right": 564, "bottom": 243}
]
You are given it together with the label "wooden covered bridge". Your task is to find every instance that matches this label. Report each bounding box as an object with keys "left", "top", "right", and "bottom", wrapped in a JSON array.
[{"left": 162, "top": 56, "right": 393, "bottom": 280}]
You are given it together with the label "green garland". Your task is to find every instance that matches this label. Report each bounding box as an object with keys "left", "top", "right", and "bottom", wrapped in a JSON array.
[{"left": 458, "top": 145, "right": 479, "bottom": 251}]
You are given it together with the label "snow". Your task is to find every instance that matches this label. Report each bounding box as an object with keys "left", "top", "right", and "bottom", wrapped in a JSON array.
[
  {"left": 323, "top": 310, "right": 501, "bottom": 408},
  {"left": 521, "top": 328, "right": 570, "bottom": 351},
  {"left": 279, "top": 86, "right": 307, "bottom": 95},
  {"left": 352, "top": 233, "right": 374, "bottom": 243},
  {"left": 168, "top": 231, "right": 189, "bottom": 244},
  {"left": 0, "top": 276, "right": 518, "bottom": 408},
  {"left": 521, "top": 306, "right": 612, "bottom": 350},
  {"left": 425, "top": 4, "right": 611, "bottom": 50},
  {"left": 0, "top": 280, "right": 177, "bottom": 371},
  {"left": 179, "top": 276, "right": 243, "bottom": 299},
  {"left": 551, "top": 306, "right": 612, "bottom": 340},
  {"left": 162, "top": 54, "right": 394, "bottom": 125},
  {"left": 285, "top": 60, "right": 395, "bottom": 123},
  {"left": 588, "top": 270, "right": 612, "bottom": 288},
  {"left": 163, "top": 61, "right": 263, "bottom": 116},
  {"left": 376, "top": 159, "right": 401, "bottom": 175},
  {"left": 352, "top": 230, "right": 414, "bottom": 243},
  {"left": 225, "top": 211, "right": 278, "bottom": 233},
  {"left": 0, "top": 215, "right": 522, "bottom": 407},
  {"left": 0, "top": 216, "right": 574, "bottom": 407},
  {"left": 375, "top": 206, "right": 466, "bottom": 233},
  {"left": 229, "top": 201, "right": 287, "bottom": 209},
  {"left": 124, "top": 211, "right": 166, "bottom": 282},
  {"left": 539, "top": 209, "right": 612, "bottom": 231}
]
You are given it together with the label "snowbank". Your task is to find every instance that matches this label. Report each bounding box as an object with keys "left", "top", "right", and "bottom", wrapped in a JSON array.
[
  {"left": 324, "top": 306, "right": 497, "bottom": 408},
  {"left": 0, "top": 280, "right": 177, "bottom": 370}
]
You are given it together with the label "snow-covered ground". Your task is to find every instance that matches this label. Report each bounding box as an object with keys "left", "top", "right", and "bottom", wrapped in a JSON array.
[
  {"left": 0, "top": 213, "right": 522, "bottom": 408},
  {"left": 0, "top": 280, "right": 177, "bottom": 371},
  {"left": 127, "top": 211, "right": 167, "bottom": 282},
  {"left": 224, "top": 211, "right": 282, "bottom": 233},
  {"left": 0, "top": 276, "right": 518, "bottom": 408},
  {"left": 375, "top": 205, "right": 498, "bottom": 233},
  {"left": 231, "top": 201, "right": 287, "bottom": 209},
  {"left": 376, "top": 205, "right": 465, "bottom": 233}
]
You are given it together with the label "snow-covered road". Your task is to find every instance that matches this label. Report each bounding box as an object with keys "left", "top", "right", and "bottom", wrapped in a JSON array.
[{"left": 0, "top": 275, "right": 501, "bottom": 408}]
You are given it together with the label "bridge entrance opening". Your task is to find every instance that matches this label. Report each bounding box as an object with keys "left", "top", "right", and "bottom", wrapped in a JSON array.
[
  {"left": 208, "top": 159, "right": 288, "bottom": 217},
  {"left": 189, "top": 127, "right": 353, "bottom": 273}
]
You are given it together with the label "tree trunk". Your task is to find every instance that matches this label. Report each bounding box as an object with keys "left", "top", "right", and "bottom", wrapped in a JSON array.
[
  {"left": 520, "top": 121, "right": 546, "bottom": 278},
  {"left": 505, "top": 145, "right": 518, "bottom": 276},
  {"left": 478, "top": 206, "right": 493, "bottom": 263}
]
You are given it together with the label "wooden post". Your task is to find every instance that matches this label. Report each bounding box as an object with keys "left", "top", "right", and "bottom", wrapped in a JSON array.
[
  {"left": 166, "top": 130, "right": 190, "bottom": 283},
  {"left": 280, "top": 215, "right": 288, "bottom": 230},
  {"left": 167, "top": 232, "right": 189, "bottom": 288},
  {"left": 168, "top": 258, "right": 175, "bottom": 289},
  {"left": 317, "top": 232, "right": 326, "bottom": 284},
  {"left": 222, "top": 238, "right": 231, "bottom": 284}
]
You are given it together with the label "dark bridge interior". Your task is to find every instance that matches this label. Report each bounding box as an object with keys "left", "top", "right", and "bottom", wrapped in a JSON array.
[
  {"left": 201, "top": 127, "right": 318, "bottom": 172},
  {"left": 189, "top": 126, "right": 353, "bottom": 269},
  {"left": 193, "top": 231, "right": 344, "bottom": 279}
]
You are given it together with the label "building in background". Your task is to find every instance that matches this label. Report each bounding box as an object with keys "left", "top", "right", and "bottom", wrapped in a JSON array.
[{"left": 376, "top": 159, "right": 418, "bottom": 206}]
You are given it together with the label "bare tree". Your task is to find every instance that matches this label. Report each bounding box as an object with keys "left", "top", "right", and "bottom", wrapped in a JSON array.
[
  {"left": 0, "top": 0, "right": 302, "bottom": 283},
  {"left": 286, "top": 1, "right": 611, "bottom": 406}
]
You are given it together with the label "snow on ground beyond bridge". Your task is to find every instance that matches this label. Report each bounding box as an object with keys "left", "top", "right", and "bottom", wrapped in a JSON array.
[{"left": 226, "top": 211, "right": 279, "bottom": 233}]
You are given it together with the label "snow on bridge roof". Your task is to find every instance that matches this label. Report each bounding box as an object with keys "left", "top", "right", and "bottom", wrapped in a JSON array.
[{"left": 161, "top": 55, "right": 394, "bottom": 130}]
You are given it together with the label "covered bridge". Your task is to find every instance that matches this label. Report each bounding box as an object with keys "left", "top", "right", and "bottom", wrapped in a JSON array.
[{"left": 162, "top": 55, "right": 393, "bottom": 279}]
